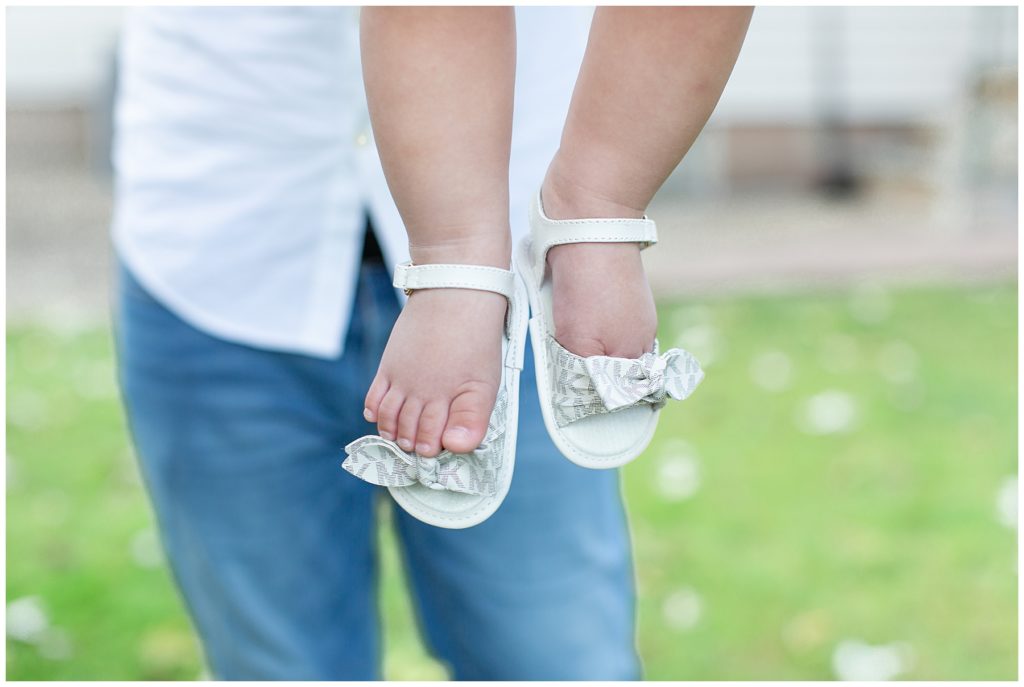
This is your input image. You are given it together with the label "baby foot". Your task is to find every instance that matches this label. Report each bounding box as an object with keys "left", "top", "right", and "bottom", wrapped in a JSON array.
[
  {"left": 541, "top": 186, "right": 658, "bottom": 360},
  {"left": 364, "top": 261, "right": 508, "bottom": 458}
]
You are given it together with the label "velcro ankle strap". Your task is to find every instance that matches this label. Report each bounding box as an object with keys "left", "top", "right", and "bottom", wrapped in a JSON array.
[
  {"left": 529, "top": 191, "right": 658, "bottom": 283},
  {"left": 393, "top": 261, "right": 515, "bottom": 300}
]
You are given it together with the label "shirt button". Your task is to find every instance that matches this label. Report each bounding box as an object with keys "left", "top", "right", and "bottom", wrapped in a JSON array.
[{"left": 355, "top": 132, "right": 369, "bottom": 147}]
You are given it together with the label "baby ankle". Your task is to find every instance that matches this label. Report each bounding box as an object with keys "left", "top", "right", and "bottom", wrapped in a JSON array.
[
  {"left": 540, "top": 166, "right": 646, "bottom": 221},
  {"left": 409, "top": 233, "right": 512, "bottom": 270}
]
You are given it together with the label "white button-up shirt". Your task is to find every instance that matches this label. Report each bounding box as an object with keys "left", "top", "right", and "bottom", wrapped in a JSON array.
[{"left": 112, "top": 6, "right": 591, "bottom": 358}]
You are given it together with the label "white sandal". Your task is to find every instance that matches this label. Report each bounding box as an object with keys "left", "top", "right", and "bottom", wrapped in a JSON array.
[
  {"left": 515, "top": 191, "right": 705, "bottom": 469},
  {"left": 341, "top": 260, "right": 528, "bottom": 529}
]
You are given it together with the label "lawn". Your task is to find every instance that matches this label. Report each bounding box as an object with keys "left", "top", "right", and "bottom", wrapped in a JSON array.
[{"left": 6, "top": 281, "right": 1017, "bottom": 680}]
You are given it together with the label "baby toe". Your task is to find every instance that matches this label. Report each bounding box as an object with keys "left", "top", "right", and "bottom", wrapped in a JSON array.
[
  {"left": 364, "top": 375, "right": 390, "bottom": 423},
  {"left": 376, "top": 388, "right": 404, "bottom": 442},
  {"left": 442, "top": 383, "right": 496, "bottom": 454},
  {"left": 396, "top": 399, "right": 423, "bottom": 453},
  {"left": 415, "top": 401, "right": 449, "bottom": 457}
]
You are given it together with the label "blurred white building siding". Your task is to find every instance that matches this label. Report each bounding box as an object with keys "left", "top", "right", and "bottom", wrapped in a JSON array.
[
  {"left": 718, "top": 6, "right": 1016, "bottom": 125},
  {"left": 6, "top": 6, "right": 1018, "bottom": 123},
  {"left": 6, "top": 7, "right": 124, "bottom": 106}
]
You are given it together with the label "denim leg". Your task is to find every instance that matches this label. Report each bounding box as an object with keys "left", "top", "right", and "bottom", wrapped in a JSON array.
[
  {"left": 115, "top": 262, "right": 399, "bottom": 680},
  {"left": 394, "top": 343, "right": 641, "bottom": 681}
]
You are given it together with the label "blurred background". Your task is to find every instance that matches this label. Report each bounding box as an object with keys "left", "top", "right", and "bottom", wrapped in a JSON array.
[{"left": 6, "top": 5, "right": 1018, "bottom": 681}]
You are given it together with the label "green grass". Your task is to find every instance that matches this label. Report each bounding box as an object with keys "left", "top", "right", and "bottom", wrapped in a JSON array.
[{"left": 6, "top": 281, "right": 1017, "bottom": 680}]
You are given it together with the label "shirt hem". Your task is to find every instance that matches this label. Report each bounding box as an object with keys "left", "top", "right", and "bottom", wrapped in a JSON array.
[{"left": 113, "top": 231, "right": 345, "bottom": 360}]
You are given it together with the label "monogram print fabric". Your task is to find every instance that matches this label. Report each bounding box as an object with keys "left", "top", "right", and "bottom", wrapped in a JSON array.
[
  {"left": 548, "top": 336, "right": 704, "bottom": 427},
  {"left": 342, "top": 389, "right": 508, "bottom": 496}
]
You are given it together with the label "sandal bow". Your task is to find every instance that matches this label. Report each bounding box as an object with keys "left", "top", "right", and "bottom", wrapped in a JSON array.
[
  {"left": 583, "top": 347, "right": 704, "bottom": 412},
  {"left": 342, "top": 436, "right": 495, "bottom": 496}
]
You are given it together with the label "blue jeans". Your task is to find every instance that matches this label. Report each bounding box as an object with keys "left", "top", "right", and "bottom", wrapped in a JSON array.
[{"left": 115, "top": 257, "right": 639, "bottom": 680}]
